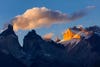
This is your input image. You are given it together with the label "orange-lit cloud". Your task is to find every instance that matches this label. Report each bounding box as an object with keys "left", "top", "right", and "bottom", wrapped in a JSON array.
[
  {"left": 12, "top": 6, "right": 96, "bottom": 31},
  {"left": 43, "top": 32, "right": 54, "bottom": 40}
]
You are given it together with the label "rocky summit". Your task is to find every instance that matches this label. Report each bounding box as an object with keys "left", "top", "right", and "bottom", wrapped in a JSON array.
[{"left": 0, "top": 24, "right": 100, "bottom": 67}]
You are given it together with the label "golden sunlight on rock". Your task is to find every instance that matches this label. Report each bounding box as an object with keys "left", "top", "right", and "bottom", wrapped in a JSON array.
[{"left": 62, "top": 28, "right": 81, "bottom": 41}]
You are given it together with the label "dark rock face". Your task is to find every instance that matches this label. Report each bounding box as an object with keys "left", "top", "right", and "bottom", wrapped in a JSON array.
[
  {"left": 23, "top": 30, "right": 43, "bottom": 54},
  {"left": 0, "top": 24, "right": 22, "bottom": 55},
  {"left": 86, "top": 26, "right": 100, "bottom": 33},
  {"left": 86, "top": 33, "right": 100, "bottom": 53},
  {"left": 0, "top": 25, "right": 100, "bottom": 67},
  {"left": 0, "top": 50, "right": 26, "bottom": 67},
  {"left": 0, "top": 24, "right": 26, "bottom": 67},
  {"left": 0, "top": 24, "right": 30, "bottom": 67}
]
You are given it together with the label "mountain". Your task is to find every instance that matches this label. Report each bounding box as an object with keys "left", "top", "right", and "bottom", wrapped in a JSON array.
[
  {"left": 86, "top": 25, "right": 100, "bottom": 34},
  {"left": 23, "top": 30, "right": 69, "bottom": 67},
  {"left": 0, "top": 25, "right": 26, "bottom": 67},
  {"left": 0, "top": 24, "right": 22, "bottom": 56},
  {"left": 0, "top": 24, "right": 100, "bottom": 67},
  {"left": 60, "top": 26, "right": 100, "bottom": 67},
  {"left": 0, "top": 25, "right": 33, "bottom": 67}
]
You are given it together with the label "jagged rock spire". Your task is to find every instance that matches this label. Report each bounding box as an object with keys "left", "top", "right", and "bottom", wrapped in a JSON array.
[
  {"left": 0, "top": 24, "right": 16, "bottom": 37},
  {"left": 25, "top": 30, "right": 37, "bottom": 37},
  {"left": 23, "top": 29, "right": 43, "bottom": 53},
  {"left": 8, "top": 24, "right": 13, "bottom": 31}
]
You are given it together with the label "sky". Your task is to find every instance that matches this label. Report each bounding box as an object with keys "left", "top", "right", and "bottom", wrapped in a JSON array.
[{"left": 0, "top": 0, "right": 100, "bottom": 45}]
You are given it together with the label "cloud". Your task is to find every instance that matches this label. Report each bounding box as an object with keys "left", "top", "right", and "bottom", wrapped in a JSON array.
[
  {"left": 12, "top": 6, "right": 96, "bottom": 31},
  {"left": 43, "top": 32, "right": 54, "bottom": 40},
  {"left": 86, "top": 6, "right": 96, "bottom": 9},
  {"left": 69, "top": 6, "right": 96, "bottom": 20},
  {"left": 12, "top": 7, "right": 67, "bottom": 31}
]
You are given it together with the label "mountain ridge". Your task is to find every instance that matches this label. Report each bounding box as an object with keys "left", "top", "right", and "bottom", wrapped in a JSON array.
[{"left": 0, "top": 24, "right": 100, "bottom": 67}]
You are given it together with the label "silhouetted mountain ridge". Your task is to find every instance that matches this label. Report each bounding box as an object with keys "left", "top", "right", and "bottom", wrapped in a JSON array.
[{"left": 0, "top": 24, "right": 100, "bottom": 67}]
